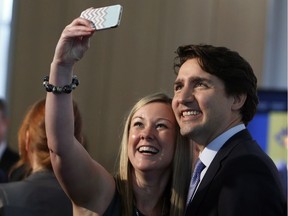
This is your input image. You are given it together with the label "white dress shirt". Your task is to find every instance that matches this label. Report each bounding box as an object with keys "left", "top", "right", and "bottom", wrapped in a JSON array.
[{"left": 187, "top": 124, "right": 246, "bottom": 204}]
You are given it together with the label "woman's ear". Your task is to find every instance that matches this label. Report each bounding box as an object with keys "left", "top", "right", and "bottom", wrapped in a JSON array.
[{"left": 232, "top": 94, "right": 247, "bottom": 111}]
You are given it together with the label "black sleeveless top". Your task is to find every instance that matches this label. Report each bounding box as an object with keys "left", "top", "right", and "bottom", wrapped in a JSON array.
[
  {"left": 102, "top": 189, "right": 155, "bottom": 216},
  {"left": 103, "top": 183, "right": 170, "bottom": 216},
  {"left": 103, "top": 188, "right": 122, "bottom": 216}
]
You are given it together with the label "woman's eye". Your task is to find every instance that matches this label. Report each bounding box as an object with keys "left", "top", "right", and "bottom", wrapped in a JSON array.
[
  {"left": 133, "top": 122, "right": 143, "bottom": 127},
  {"left": 156, "top": 123, "right": 168, "bottom": 129}
]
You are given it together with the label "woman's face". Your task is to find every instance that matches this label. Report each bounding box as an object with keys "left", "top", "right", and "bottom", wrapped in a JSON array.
[{"left": 128, "top": 102, "right": 177, "bottom": 173}]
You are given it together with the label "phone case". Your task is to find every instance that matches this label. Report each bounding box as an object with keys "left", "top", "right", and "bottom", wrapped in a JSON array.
[{"left": 80, "top": 4, "right": 123, "bottom": 30}]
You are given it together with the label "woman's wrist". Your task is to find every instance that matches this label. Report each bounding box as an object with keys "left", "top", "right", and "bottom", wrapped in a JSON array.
[
  {"left": 50, "top": 61, "right": 74, "bottom": 80},
  {"left": 50, "top": 60, "right": 74, "bottom": 73},
  {"left": 43, "top": 75, "right": 79, "bottom": 94},
  {"left": 46, "top": 61, "right": 79, "bottom": 94}
]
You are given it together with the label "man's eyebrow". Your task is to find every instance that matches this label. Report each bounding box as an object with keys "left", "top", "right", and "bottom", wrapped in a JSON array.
[
  {"left": 173, "top": 79, "right": 183, "bottom": 85},
  {"left": 192, "top": 77, "right": 208, "bottom": 82},
  {"left": 174, "top": 76, "right": 209, "bottom": 84}
]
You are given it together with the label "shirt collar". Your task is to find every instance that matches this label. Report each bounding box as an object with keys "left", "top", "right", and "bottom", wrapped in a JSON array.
[{"left": 199, "top": 124, "right": 246, "bottom": 167}]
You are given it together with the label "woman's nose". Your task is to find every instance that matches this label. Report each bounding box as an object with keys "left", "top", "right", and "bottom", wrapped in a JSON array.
[{"left": 140, "top": 126, "right": 155, "bottom": 140}]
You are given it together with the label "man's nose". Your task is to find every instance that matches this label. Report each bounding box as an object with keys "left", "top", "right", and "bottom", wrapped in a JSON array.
[{"left": 176, "top": 87, "right": 194, "bottom": 104}]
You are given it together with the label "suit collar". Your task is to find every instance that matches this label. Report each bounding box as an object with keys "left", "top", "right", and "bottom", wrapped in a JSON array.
[
  {"left": 25, "top": 170, "right": 56, "bottom": 181},
  {"left": 189, "top": 129, "right": 253, "bottom": 213},
  {"left": 200, "top": 124, "right": 246, "bottom": 170}
]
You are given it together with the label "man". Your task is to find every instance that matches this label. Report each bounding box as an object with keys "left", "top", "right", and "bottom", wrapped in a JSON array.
[
  {"left": 0, "top": 99, "right": 19, "bottom": 182},
  {"left": 172, "top": 44, "right": 286, "bottom": 216}
]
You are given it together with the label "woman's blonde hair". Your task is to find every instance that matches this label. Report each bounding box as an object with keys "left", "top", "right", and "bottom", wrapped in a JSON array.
[{"left": 115, "top": 92, "right": 192, "bottom": 216}]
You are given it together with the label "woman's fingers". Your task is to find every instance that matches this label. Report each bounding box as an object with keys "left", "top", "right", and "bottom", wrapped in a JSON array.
[
  {"left": 52, "top": 17, "right": 95, "bottom": 65},
  {"left": 62, "top": 20, "right": 95, "bottom": 38}
]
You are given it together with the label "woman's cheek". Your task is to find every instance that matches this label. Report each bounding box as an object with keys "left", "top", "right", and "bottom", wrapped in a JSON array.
[{"left": 129, "top": 133, "right": 140, "bottom": 144}]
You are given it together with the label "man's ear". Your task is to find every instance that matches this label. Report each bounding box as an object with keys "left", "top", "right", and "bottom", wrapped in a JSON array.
[{"left": 232, "top": 94, "right": 247, "bottom": 111}]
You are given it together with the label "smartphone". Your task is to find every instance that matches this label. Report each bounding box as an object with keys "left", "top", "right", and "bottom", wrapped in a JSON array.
[{"left": 80, "top": 4, "right": 123, "bottom": 30}]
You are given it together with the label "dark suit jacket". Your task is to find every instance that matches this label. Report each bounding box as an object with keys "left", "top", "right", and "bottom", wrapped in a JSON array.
[
  {"left": 185, "top": 129, "right": 287, "bottom": 216},
  {"left": 0, "top": 170, "right": 72, "bottom": 216},
  {"left": 0, "top": 147, "right": 19, "bottom": 182}
]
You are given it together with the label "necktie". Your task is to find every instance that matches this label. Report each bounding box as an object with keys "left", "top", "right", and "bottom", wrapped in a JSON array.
[{"left": 187, "top": 159, "right": 206, "bottom": 204}]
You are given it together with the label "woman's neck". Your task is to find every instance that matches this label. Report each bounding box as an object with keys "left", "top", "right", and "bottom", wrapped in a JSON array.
[
  {"left": 132, "top": 171, "right": 171, "bottom": 216},
  {"left": 31, "top": 165, "right": 47, "bottom": 173}
]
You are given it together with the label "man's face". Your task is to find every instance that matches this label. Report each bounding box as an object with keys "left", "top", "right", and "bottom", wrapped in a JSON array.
[
  {"left": 172, "top": 58, "right": 237, "bottom": 145},
  {"left": 0, "top": 111, "right": 8, "bottom": 143}
]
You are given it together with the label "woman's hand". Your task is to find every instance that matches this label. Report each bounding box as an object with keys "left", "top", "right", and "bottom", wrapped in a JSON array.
[{"left": 53, "top": 17, "right": 95, "bottom": 67}]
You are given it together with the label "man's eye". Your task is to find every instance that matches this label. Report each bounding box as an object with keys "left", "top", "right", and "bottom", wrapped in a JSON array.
[
  {"left": 174, "top": 84, "right": 182, "bottom": 91},
  {"left": 195, "top": 82, "right": 206, "bottom": 87}
]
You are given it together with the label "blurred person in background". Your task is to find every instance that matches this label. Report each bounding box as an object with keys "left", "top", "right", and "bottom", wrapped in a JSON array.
[
  {"left": 0, "top": 99, "right": 19, "bottom": 182},
  {"left": 0, "top": 98, "right": 82, "bottom": 216}
]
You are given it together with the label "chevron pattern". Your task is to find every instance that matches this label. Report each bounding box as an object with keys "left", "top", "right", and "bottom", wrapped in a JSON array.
[{"left": 80, "top": 7, "right": 108, "bottom": 29}]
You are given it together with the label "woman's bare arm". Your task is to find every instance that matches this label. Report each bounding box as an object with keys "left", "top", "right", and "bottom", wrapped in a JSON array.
[{"left": 45, "top": 18, "right": 115, "bottom": 214}]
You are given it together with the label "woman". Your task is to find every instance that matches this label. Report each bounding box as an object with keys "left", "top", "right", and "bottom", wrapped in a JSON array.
[
  {"left": 0, "top": 98, "right": 82, "bottom": 216},
  {"left": 45, "top": 17, "right": 191, "bottom": 216}
]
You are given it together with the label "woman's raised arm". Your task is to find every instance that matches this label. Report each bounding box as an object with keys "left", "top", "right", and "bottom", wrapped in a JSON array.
[{"left": 45, "top": 17, "right": 115, "bottom": 214}]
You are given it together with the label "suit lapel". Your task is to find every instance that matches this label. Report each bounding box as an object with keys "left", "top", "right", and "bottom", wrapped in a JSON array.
[{"left": 188, "top": 130, "right": 252, "bottom": 213}]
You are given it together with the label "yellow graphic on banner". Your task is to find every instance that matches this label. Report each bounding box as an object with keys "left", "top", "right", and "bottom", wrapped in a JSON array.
[{"left": 268, "top": 111, "right": 288, "bottom": 163}]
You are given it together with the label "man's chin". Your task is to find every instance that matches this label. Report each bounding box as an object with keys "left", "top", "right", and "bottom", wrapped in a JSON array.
[{"left": 180, "top": 127, "right": 194, "bottom": 137}]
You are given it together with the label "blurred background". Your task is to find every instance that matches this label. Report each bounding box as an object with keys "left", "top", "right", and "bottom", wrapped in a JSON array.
[{"left": 0, "top": 0, "right": 287, "bottom": 173}]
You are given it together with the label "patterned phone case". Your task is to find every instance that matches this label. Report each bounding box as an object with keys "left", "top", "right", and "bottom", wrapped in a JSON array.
[{"left": 80, "top": 5, "right": 123, "bottom": 30}]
